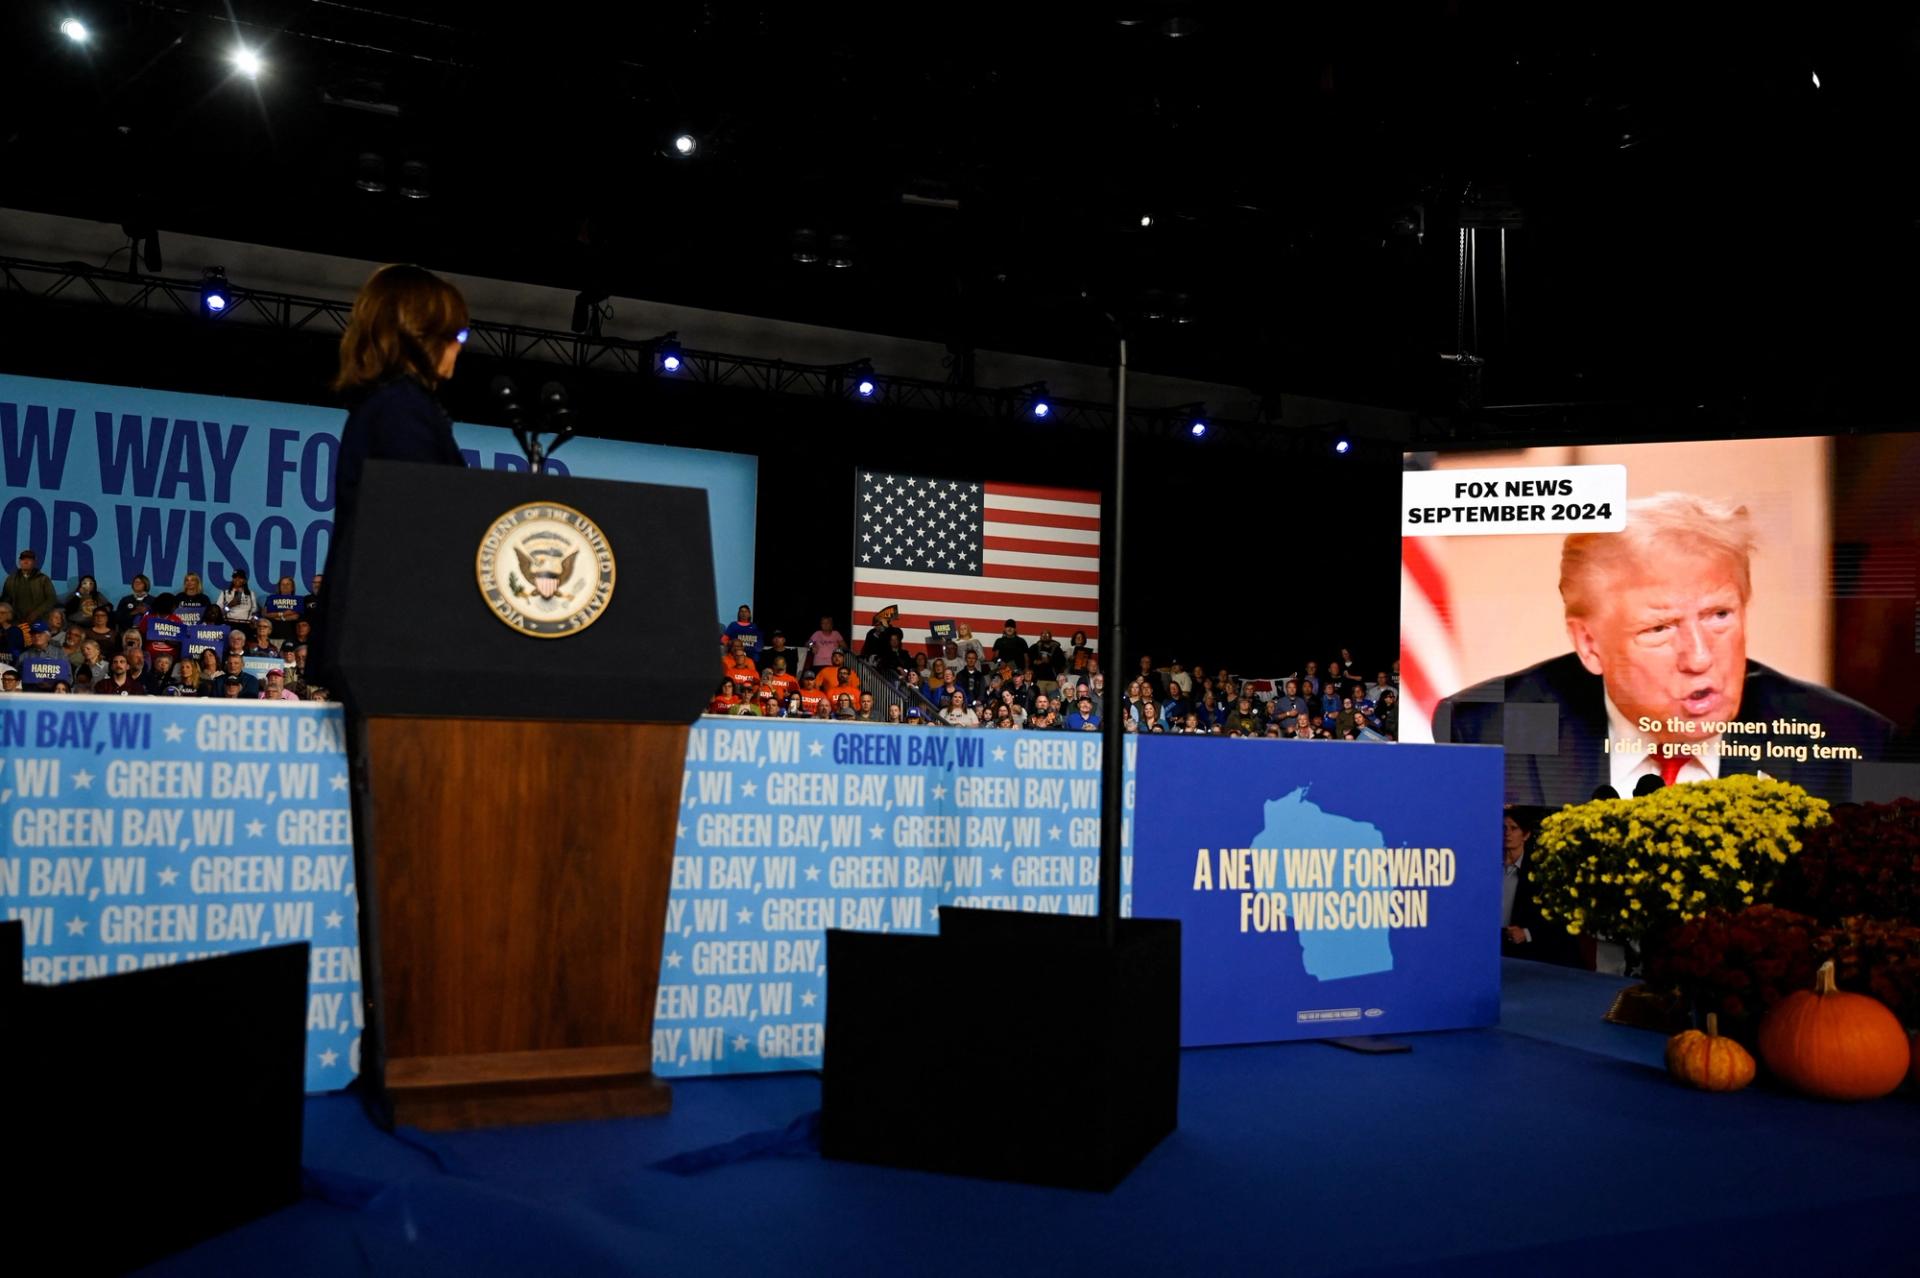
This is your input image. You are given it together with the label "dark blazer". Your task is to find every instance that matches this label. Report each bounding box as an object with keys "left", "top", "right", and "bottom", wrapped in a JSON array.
[
  {"left": 334, "top": 378, "right": 466, "bottom": 527},
  {"left": 1436, "top": 653, "right": 1895, "bottom": 807},
  {"left": 314, "top": 378, "right": 465, "bottom": 686},
  {"left": 1503, "top": 850, "right": 1585, "bottom": 968}
]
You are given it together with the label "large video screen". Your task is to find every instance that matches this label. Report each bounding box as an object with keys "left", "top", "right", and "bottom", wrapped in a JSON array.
[{"left": 1400, "top": 434, "right": 1919, "bottom": 807}]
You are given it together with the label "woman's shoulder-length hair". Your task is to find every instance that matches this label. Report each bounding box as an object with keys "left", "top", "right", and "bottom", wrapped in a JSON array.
[{"left": 333, "top": 264, "right": 469, "bottom": 395}]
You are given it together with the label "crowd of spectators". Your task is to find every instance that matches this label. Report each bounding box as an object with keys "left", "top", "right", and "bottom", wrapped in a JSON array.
[
  {"left": 712, "top": 606, "right": 1399, "bottom": 740},
  {"left": 0, "top": 548, "right": 327, "bottom": 701}
]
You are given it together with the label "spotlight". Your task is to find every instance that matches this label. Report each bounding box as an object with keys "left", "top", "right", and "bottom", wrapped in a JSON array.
[
  {"left": 397, "top": 160, "right": 430, "bottom": 200},
  {"left": 1139, "top": 214, "right": 1154, "bottom": 229},
  {"left": 1810, "top": 70, "right": 1821, "bottom": 90},
  {"left": 454, "top": 327, "right": 470, "bottom": 346},
  {"left": 354, "top": 153, "right": 388, "bottom": 194},
  {"left": 672, "top": 133, "right": 698, "bottom": 157},
  {"left": 1188, "top": 418, "right": 1208, "bottom": 439},
  {"left": 60, "top": 18, "right": 89, "bottom": 43},
  {"left": 850, "top": 359, "right": 877, "bottom": 398},
  {"left": 570, "top": 290, "right": 608, "bottom": 336},
  {"left": 1026, "top": 385, "right": 1053, "bottom": 420},
  {"left": 791, "top": 228, "right": 821, "bottom": 264},
  {"left": 826, "top": 234, "right": 854, "bottom": 269},
  {"left": 231, "top": 46, "right": 263, "bottom": 79},
  {"left": 1332, "top": 437, "right": 1352, "bottom": 456},
  {"left": 200, "top": 267, "right": 231, "bottom": 317},
  {"left": 656, "top": 333, "right": 683, "bottom": 374}
]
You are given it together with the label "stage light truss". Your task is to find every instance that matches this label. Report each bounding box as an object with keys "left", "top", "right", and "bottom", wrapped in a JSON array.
[{"left": 0, "top": 255, "right": 1289, "bottom": 443}]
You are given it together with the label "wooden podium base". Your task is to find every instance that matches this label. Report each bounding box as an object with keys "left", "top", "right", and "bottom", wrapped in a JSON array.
[
  {"left": 362, "top": 717, "right": 686, "bottom": 1132},
  {"left": 385, "top": 1046, "right": 670, "bottom": 1131}
]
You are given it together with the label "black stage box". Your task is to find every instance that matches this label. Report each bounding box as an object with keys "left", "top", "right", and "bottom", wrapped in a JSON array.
[
  {"left": 822, "top": 909, "right": 1179, "bottom": 1191},
  {"left": 10, "top": 943, "right": 309, "bottom": 1274}
]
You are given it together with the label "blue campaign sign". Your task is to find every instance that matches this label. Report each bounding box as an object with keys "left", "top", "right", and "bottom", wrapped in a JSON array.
[
  {"left": 145, "top": 618, "right": 186, "bottom": 648},
  {"left": 1131, "top": 736, "right": 1504, "bottom": 1045},
  {"left": 0, "top": 695, "right": 361, "bottom": 1091},
  {"left": 265, "top": 594, "right": 303, "bottom": 615},
  {"left": 186, "top": 624, "right": 229, "bottom": 657},
  {"left": 175, "top": 604, "right": 206, "bottom": 624},
  {"left": 658, "top": 718, "right": 1134, "bottom": 1077},
  {"left": 21, "top": 655, "right": 71, "bottom": 685},
  {"left": 0, "top": 372, "right": 758, "bottom": 615}
]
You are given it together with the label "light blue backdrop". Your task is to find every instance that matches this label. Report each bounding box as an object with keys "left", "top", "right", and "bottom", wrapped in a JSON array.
[
  {"left": 0, "top": 372, "right": 757, "bottom": 616},
  {"left": 1, "top": 695, "right": 359, "bottom": 1091}
]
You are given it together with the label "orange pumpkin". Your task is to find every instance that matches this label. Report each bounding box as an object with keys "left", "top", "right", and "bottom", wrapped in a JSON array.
[
  {"left": 1665, "top": 1013, "right": 1755, "bottom": 1092},
  {"left": 1757, "top": 960, "right": 1911, "bottom": 1101}
]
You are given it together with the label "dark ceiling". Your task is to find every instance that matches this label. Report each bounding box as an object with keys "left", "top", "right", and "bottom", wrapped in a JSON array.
[{"left": 4, "top": 2, "right": 1918, "bottom": 426}]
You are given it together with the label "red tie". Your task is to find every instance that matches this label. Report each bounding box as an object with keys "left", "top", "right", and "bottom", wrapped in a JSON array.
[{"left": 1658, "top": 755, "right": 1686, "bottom": 787}]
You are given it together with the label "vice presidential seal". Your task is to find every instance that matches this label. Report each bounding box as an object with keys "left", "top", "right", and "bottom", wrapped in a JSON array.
[{"left": 476, "top": 502, "right": 616, "bottom": 637}]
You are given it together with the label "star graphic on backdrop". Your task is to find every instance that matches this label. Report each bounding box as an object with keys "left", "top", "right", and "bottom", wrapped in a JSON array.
[
  {"left": 929, "top": 905, "right": 940, "bottom": 921},
  {"left": 677, "top": 822, "right": 688, "bottom": 838},
  {"left": 318, "top": 1049, "right": 339, "bottom": 1068},
  {"left": 741, "top": 780, "right": 757, "bottom": 798},
  {"left": 991, "top": 747, "right": 1006, "bottom": 762},
  {"left": 804, "top": 865, "right": 821, "bottom": 881},
  {"left": 930, "top": 784, "right": 946, "bottom": 801},
  {"left": 807, "top": 740, "right": 824, "bottom": 757},
  {"left": 330, "top": 774, "right": 348, "bottom": 791},
  {"left": 1048, "top": 825, "right": 1063, "bottom": 841},
  {"left": 157, "top": 867, "right": 179, "bottom": 885},
  {"left": 990, "top": 863, "right": 1005, "bottom": 880},
  {"left": 868, "top": 823, "right": 883, "bottom": 840},
  {"left": 324, "top": 910, "right": 344, "bottom": 929},
  {"left": 665, "top": 951, "right": 683, "bottom": 968},
  {"left": 65, "top": 917, "right": 87, "bottom": 936},
  {"left": 732, "top": 1035, "right": 749, "bottom": 1052},
  {"left": 245, "top": 819, "right": 265, "bottom": 838},
  {"left": 737, "top": 907, "right": 752, "bottom": 924},
  {"left": 800, "top": 990, "right": 817, "bottom": 1008},
  {"left": 163, "top": 723, "right": 185, "bottom": 743},
  {"left": 71, "top": 768, "right": 94, "bottom": 789}
]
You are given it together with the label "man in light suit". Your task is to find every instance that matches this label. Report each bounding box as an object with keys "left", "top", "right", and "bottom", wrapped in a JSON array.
[{"left": 1436, "top": 492, "right": 1896, "bottom": 807}]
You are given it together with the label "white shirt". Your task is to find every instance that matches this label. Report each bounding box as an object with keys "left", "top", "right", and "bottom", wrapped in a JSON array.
[{"left": 1603, "top": 694, "right": 1722, "bottom": 796}]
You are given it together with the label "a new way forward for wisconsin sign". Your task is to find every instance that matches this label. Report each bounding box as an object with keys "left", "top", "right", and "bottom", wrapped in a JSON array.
[{"left": 1132, "top": 736, "right": 1503, "bottom": 1045}]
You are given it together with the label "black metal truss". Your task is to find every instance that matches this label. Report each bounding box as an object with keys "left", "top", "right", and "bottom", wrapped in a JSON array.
[{"left": 0, "top": 255, "right": 1313, "bottom": 446}]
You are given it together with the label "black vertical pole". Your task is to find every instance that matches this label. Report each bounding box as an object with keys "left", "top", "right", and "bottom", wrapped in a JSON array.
[{"left": 1098, "top": 335, "right": 1127, "bottom": 942}]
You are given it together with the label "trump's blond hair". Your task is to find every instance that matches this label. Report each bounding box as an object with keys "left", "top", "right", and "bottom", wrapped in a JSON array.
[{"left": 1559, "top": 492, "right": 1755, "bottom": 620}]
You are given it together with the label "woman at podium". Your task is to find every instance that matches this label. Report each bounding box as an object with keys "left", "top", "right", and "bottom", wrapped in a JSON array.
[{"left": 313, "top": 264, "right": 470, "bottom": 679}]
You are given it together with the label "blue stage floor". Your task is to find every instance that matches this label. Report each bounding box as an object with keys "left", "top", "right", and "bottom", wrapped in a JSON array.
[{"left": 141, "top": 961, "right": 1920, "bottom": 1276}]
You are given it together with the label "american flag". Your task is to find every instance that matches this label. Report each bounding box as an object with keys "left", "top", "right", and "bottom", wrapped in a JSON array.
[
  {"left": 852, "top": 471, "right": 1101, "bottom": 648},
  {"left": 1397, "top": 535, "right": 1462, "bottom": 744}
]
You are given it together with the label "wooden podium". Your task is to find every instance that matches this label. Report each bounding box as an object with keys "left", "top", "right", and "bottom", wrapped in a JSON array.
[{"left": 326, "top": 462, "right": 716, "bottom": 1129}]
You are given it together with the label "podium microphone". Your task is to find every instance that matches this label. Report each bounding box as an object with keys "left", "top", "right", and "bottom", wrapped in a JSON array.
[
  {"left": 491, "top": 375, "right": 538, "bottom": 464},
  {"left": 539, "top": 381, "right": 576, "bottom": 462}
]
